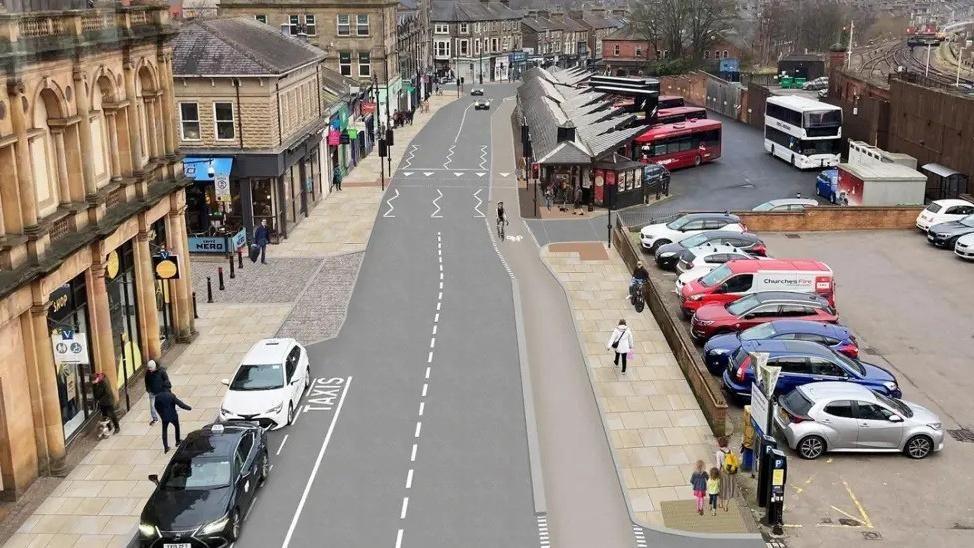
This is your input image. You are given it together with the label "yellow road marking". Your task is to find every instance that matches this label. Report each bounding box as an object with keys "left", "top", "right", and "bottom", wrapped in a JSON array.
[
  {"left": 830, "top": 505, "right": 862, "bottom": 522},
  {"left": 817, "top": 523, "right": 862, "bottom": 528},
  {"left": 842, "top": 479, "right": 874, "bottom": 529}
]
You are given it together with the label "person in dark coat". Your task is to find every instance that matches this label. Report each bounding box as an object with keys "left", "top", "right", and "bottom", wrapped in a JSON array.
[
  {"left": 154, "top": 390, "right": 192, "bottom": 453},
  {"left": 91, "top": 373, "right": 120, "bottom": 434},
  {"left": 144, "top": 360, "right": 171, "bottom": 426},
  {"left": 253, "top": 219, "right": 270, "bottom": 264}
]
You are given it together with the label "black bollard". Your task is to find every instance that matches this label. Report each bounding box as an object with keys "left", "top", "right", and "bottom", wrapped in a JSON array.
[
  {"left": 192, "top": 291, "right": 199, "bottom": 319},
  {"left": 207, "top": 277, "right": 213, "bottom": 303},
  {"left": 229, "top": 254, "right": 235, "bottom": 279},
  {"left": 238, "top": 249, "right": 244, "bottom": 269},
  {"left": 218, "top": 267, "right": 225, "bottom": 290}
]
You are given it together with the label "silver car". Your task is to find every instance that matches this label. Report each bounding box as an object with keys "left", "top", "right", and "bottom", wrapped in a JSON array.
[{"left": 774, "top": 382, "right": 944, "bottom": 460}]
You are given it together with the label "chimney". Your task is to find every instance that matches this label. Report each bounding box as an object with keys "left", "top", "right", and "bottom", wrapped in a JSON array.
[
  {"left": 557, "top": 120, "right": 576, "bottom": 143},
  {"left": 538, "top": 9, "right": 551, "bottom": 19},
  {"left": 828, "top": 43, "right": 848, "bottom": 74},
  {"left": 568, "top": 10, "right": 583, "bottom": 19}
]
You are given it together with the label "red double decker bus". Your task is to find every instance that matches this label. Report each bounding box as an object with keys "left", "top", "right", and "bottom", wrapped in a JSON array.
[
  {"left": 658, "top": 95, "right": 685, "bottom": 109},
  {"left": 655, "top": 106, "right": 707, "bottom": 125},
  {"left": 635, "top": 118, "right": 722, "bottom": 170}
]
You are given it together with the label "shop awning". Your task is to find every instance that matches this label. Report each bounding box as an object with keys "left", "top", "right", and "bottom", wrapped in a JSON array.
[{"left": 183, "top": 157, "right": 233, "bottom": 181}]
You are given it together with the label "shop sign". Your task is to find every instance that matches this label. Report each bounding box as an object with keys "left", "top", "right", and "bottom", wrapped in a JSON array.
[
  {"left": 188, "top": 228, "right": 246, "bottom": 254},
  {"left": 152, "top": 252, "right": 181, "bottom": 280},
  {"left": 215, "top": 173, "right": 231, "bottom": 202},
  {"left": 348, "top": 128, "right": 359, "bottom": 140},
  {"left": 340, "top": 131, "right": 351, "bottom": 144},
  {"left": 328, "top": 129, "right": 341, "bottom": 146},
  {"left": 51, "top": 330, "right": 90, "bottom": 365},
  {"left": 362, "top": 102, "right": 377, "bottom": 114}
]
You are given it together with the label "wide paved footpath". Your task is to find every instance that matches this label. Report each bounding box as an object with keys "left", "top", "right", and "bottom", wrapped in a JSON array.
[{"left": 234, "top": 88, "right": 538, "bottom": 548}]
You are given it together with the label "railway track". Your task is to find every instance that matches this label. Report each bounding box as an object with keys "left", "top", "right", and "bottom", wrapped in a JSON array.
[{"left": 893, "top": 42, "right": 974, "bottom": 87}]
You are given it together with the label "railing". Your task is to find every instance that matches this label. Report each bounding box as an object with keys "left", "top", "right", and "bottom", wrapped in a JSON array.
[
  {"left": 106, "top": 185, "right": 127, "bottom": 209},
  {"left": 49, "top": 215, "right": 72, "bottom": 244},
  {"left": 81, "top": 12, "right": 115, "bottom": 33},
  {"left": 17, "top": 14, "right": 65, "bottom": 39},
  {"left": 129, "top": 10, "right": 148, "bottom": 26}
]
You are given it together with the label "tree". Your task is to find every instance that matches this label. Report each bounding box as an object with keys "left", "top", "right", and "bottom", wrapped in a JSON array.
[{"left": 629, "top": 0, "right": 734, "bottom": 62}]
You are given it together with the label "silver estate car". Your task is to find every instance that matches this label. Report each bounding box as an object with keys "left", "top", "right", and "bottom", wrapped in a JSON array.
[{"left": 774, "top": 382, "right": 944, "bottom": 460}]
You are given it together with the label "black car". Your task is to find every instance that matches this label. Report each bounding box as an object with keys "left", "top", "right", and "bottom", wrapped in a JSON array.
[
  {"left": 139, "top": 423, "right": 269, "bottom": 547},
  {"left": 654, "top": 231, "right": 767, "bottom": 270},
  {"left": 927, "top": 215, "right": 974, "bottom": 249},
  {"left": 642, "top": 163, "right": 670, "bottom": 196},
  {"left": 471, "top": 88, "right": 485, "bottom": 96}
]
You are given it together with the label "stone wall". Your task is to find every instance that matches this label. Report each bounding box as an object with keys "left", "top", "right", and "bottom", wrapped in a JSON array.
[{"left": 735, "top": 206, "right": 924, "bottom": 232}]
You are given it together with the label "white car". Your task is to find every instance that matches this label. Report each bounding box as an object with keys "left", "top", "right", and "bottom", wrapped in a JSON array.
[
  {"left": 220, "top": 338, "right": 311, "bottom": 429},
  {"left": 916, "top": 199, "right": 974, "bottom": 232},
  {"left": 675, "top": 243, "right": 754, "bottom": 275},
  {"left": 752, "top": 198, "right": 819, "bottom": 212},
  {"left": 474, "top": 98, "right": 491, "bottom": 110},
  {"left": 675, "top": 266, "right": 713, "bottom": 293},
  {"left": 955, "top": 232, "right": 974, "bottom": 260},
  {"left": 639, "top": 213, "right": 745, "bottom": 253}
]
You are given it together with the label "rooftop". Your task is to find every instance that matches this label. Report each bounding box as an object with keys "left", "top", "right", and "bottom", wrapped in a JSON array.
[{"left": 431, "top": 0, "right": 522, "bottom": 22}]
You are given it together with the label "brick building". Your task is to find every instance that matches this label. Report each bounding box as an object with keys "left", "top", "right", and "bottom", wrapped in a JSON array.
[
  {"left": 0, "top": 1, "right": 194, "bottom": 497},
  {"left": 173, "top": 17, "right": 353, "bottom": 246},
  {"left": 601, "top": 24, "right": 653, "bottom": 76},
  {"left": 431, "top": 0, "right": 522, "bottom": 84}
]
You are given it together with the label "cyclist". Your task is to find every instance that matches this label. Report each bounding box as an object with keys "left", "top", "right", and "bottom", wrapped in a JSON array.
[
  {"left": 630, "top": 261, "right": 649, "bottom": 296},
  {"left": 497, "top": 201, "right": 505, "bottom": 224}
]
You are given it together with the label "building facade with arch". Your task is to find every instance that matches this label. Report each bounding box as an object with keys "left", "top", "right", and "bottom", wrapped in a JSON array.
[{"left": 0, "top": 2, "right": 193, "bottom": 498}]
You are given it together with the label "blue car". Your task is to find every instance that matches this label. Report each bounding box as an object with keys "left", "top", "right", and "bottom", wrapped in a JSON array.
[
  {"left": 815, "top": 168, "right": 839, "bottom": 203},
  {"left": 703, "top": 320, "right": 858, "bottom": 375},
  {"left": 721, "top": 339, "right": 900, "bottom": 401}
]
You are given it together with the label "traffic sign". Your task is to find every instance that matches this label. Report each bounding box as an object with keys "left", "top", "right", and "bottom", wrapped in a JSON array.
[{"left": 215, "top": 173, "right": 231, "bottom": 202}]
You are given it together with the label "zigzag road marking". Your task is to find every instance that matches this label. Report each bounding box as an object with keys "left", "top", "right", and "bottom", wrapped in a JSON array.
[
  {"left": 443, "top": 144, "right": 457, "bottom": 169},
  {"left": 431, "top": 188, "right": 443, "bottom": 218},
  {"left": 383, "top": 188, "right": 400, "bottom": 218},
  {"left": 402, "top": 144, "right": 418, "bottom": 169},
  {"left": 472, "top": 188, "right": 485, "bottom": 218}
]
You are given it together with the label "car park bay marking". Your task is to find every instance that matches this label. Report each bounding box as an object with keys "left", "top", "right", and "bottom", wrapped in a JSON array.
[
  {"left": 842, "top": 479, "right": 874, "bottom": 528},
  {"left": 276, "top": 434, "right": 288, "bottom": 456},
  {"left": 281, "top": 376, "right": 352, "bottom": 548}
]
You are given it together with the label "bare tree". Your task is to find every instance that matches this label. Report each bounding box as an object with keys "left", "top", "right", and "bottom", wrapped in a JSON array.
[{"left": 630, "top": 0, "right": 733, "bottom": 62}]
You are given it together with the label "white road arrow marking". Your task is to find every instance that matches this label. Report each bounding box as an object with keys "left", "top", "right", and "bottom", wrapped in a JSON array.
[
  {"left": 383, "top": 188, "right": 399, "bottom": 218},
  {"left": 403, "top": 172, "right": 413, "bottom": 177},
  {"left": 505, "top": 234, "right": 524, "bottom": 242},
  {"left": 454, "top": 172, "right": 464, "bottom": 177},
  {"left": 473, "top": 188, "right": 485, "bottom": 218},
  {"left": 476, "top": 172, "right": 486, "bottom": 177},
  {"left": 499, "top": 172, "right": 510, "bottom": 177},
  {"left": 431, "top": 188, "right": 443, "bottom": 218},
  {"left": 424, "top": 172, "right": 433, "bottom": 177}
]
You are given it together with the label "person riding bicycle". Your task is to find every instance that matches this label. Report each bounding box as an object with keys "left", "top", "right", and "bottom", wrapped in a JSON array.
[
  {"left": 497, "top": 202, "right": 507, "bottom": 226},
  {"left": 631, "top": 261, "right": 649, "bottom": 295}
]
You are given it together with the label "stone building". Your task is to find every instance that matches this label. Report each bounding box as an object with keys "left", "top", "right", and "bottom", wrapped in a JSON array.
[
  {"left": 172, "top": 17, "right": 348, "bottom": 247},
  {"left": 0, "top": 1, "right": 193, "bottom": 497},
  {"left": 431, "top": 0, "right": 522, "bottom": 84},
  {"left": 218, "top": 0, "right": 401, "bottom": 125}
]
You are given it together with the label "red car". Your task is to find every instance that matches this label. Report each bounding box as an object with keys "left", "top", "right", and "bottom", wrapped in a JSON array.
[{"left": 690, "top": 291, "right": 838, "bottom": 342}]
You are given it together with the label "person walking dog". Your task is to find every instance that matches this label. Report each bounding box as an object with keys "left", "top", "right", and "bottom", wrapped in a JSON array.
[
  {"left": 91, "top": 373, "right": 120, "bottom": 434},
  {"left": 606, "top": 319, "right": 634, "bottom": 373},
  {"left": 154, "top": 389, "right": 192, "bottom": 453},
  {"left": 144, "top": 360, "right": 171, "bottom": 426}
]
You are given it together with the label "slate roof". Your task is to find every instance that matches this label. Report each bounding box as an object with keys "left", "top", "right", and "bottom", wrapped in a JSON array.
[
  {"left": 431, "top": 1, "right": 522, "bottom": 22},
  {"left": 548, "top": 15, "right": 587, "bottom": 33},
  {"left": 518, "top": 66, "right": 648, "bottom": 165},
  {"left": 605, "top": 24, "right": 642, "bottom": 41},
  {"left": 576, "top": 13, "right": 617, "bottom": 30},
  {"left": 521, "top": 17, "right": 556, "bottom": 32},
  {"left": 173, "top": 18, "right": 325, "bottom": 77}
]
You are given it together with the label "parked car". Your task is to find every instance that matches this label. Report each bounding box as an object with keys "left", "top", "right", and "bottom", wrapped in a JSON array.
[
  {"left": 679, "top": 258, "right": 835, "bottom": 318},
  {"left": 675, "top": 244, "right": 754, "bottom": 275},
  {"left": 802, "top": 76, "right": 829, "bottom": 90},
  {"left": 751, "top": 198, "right": 819, "bottom": 212},
  {"left": 815, "top": 168, "right": 839, "bottom": 203},
  {"left": 675, "top": 267, "right": 713, "bottom": 293},
  {"left": 654, "top": 231, "right": 766, "bottom": 270},
  {"left": 474, "top": 98, "right": 491, "bottom": 110},
  {"left": 721, "top": 339, "right": 901, "bottom": 400},
  {"left": 471, "top": 88, "right": 485, "bottom": 96},
  {"left": 139, "top": 423, "right": 269, "bottom": 547},
  {"left": 703, "top": 320, "right": 858, "bottom": 375},
  {"left": 690, "top": 291, "right": 838, "bottom": 341},
  {"left": 775, "top": 382, "right": 943, "bottom": 460},
  {"left": 927, "top": 214, "right": 974, "bottom": 249},
  {"left": 642, "top": 163, "right": 671, "bottom": 195},
  {"left": 915, "top": 199, "right": 974, "bottom": 232},
  {"left": 220, "top": 338, "right": 311, "bottom": 429},
  {"left": 640, "top": 213, "right": 745, "bottom": 253},
  {"left": 955, "top": 232, "right": 974, "bottom": 260}
]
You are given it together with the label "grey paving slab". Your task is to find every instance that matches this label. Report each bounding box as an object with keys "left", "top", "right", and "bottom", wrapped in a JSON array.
[
  {"left": 190, "top": 257, "right": 324, "bottom": 303},
  {"left": 275, "top": 252, "right": 363, "bottom": 344}
]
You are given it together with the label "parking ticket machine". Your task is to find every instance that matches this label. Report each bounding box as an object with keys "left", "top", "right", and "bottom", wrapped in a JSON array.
[
  {"left": 764, "top": 448, "right": 787, "bottom": 534},
  {"left": 756, "top": 434, "right": 777, "bottom": 507}
]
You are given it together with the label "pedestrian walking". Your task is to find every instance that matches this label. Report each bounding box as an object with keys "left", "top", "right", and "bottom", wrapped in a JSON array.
[
  {"left": 544, "top": 185, "right": 554, "bottom": 211},
  {"left": 707, "top": 467, "right": 721, "bottom": 516},
  {"left": 690, "top": 460, "right": 709, "bottom": 516},
  {"left": 332, "top": 166, "right": 343, "bottom": 191},
  {"left": 606, "top": 319, "right": 634, "bottom": 373},
  {"left": 91, "top": 373, "right": 120, "bottom": 434},
  {"left": 144, "top": 360, "right": 171, "bottom": 426},
  {"left": 154, "top": 389, "right": 192, "bottom": 453},
  {"left": 573, "top": 186, "right": 583, "bottom": 215},
  {"left": 253, "top": 219, "right": 270, "bottom": 265},
  {"left": 716, "top": 437, "right": 740, "bottom": 511}
]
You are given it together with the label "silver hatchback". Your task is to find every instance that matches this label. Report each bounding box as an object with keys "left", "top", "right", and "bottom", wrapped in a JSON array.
[{"left": 774, "top": 382, "right": 944, "bottom": 460}]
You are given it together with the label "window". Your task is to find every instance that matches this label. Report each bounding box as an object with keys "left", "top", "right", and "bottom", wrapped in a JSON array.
[
  {"left": 773, "top": 356, "right": 811, "bottom": 375},
  {"left": 503, "top": 37, "right": 509, "bottom": 51},
  {"left": 339, "top": 51, "right": 352, "bottom": 76},
  {"left": 636, "top": 47, "right": 642, "bottom": 58},
  {"left": 435, "top": 23, "right": 449, "bottom": 34},
  {"left": 285, "top": 347, "right": 300, "bottom": 380},
  {"left": 255, "top": 14, "right": 267, "bottom": 24},
  {"left": 475, "top": 22, "right": 481, "bottom": 33},
  {"left": 459, "top": 23, "right": 469, "bottom": 34},
  {"left": 721, "top": 274, "right": 754, "bottom": 293},
  {"left": 857, "top": 402, "right": 895, "bottom": 421},
  {"left": 235, "top": 433, "right": 254, "bottom": 472},
  {"left": 823, "top": 400, "right": 855, "bottom": 418},
  {"left": 723, "top": 50, "right": 729, "bottom": 58},
  {"left": 778, "top": 304, "right": 813, "bottom": 317},
  {"left": 809, "top": 358, "right": 845, "bottom": 377},
  {"left": 337, "top": 14, "right": 350, "bottom": 36},
  {"left": 475, "top": 38, "right": 481, "bottom": 54},
  {"left": 704, "top": 50, "right": 710, "bottom": 59},
  {"left": 213, "top": 102, "right": 235, "bottom": 140},
  {"left": 491, "top": 38, "right": 498, "bottom": 52},
  {"left": 613, "top": 44, "right": 620, "bottom": 56},
  {"left": 305, "top": 14, "right": 316, "bottom": 35},
  {"left": 288, "top": 15, "right": 300, "bottom": 35},
  {"left": 179, "top": 103, "right": 200, "bottom": 141},
  {"left": 358, "top": 52, "right": 371, "bottom": 77},
  {"left": 434, "top": 40, "right": 450, "bottom": 57},
  {"left": 459, "top": 39, "right": 468, "bottom": 56},
  {"left": 357, "top": 14, "right": 369, "bottom": 36}
]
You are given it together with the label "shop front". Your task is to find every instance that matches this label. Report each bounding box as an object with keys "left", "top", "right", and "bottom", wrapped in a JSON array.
[
  {"left": 47, "top": 274, "right": 98, "bottom": 441},
  {"left": 184, "top": 157, "right": 243, "bottom": 253},
  {"left": 593, "top": 154, "right": 646, "bottom": 209},
  {"left": 149, "top": 219, "right": 176, "bottom": 351},
  {"left": 105, "top": 241, "right": 145, "bottom": 410}
]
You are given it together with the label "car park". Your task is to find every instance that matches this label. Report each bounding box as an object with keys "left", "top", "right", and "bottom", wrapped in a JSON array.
[
  {"left": 654, "top": 231, "right": 765, "bottom": 270},
  {"left": 774, "top": 382, "right": 943, "bottom": 460},
  {"left": 679, "top": 258, "right": 835, "bottom": 317},
  {"left": 720, "top": 339, "right": 901, "bottom": 400},
  {"left": 916, "top": 199, "right": 974, "bottom": 232},
  {"left": 690, "top": 291, "right": 838, "bottom": 341},
  {"left": 139, "top": 423, "right": 269, "bottom": 547},
  {"left": 220, "top": 338, "right": 311, "bottom": 429},
  {"left": 474, "top": 98, "right": 491, "bottom": 110},
  {"left": 751, "top": 198, "right": 819, "bottom": 212},
  {"left": 954, "top": 232, "right": 974, "bottom": 260},
  {"left": 675, "top": 244, "right": 754, "bottom": 274},
  {"left": 926, "top": 214, "right": 974, "bottom": 249},
  {"left": 640, "top": 212, "right": 745, "bottom": 253},
  {"left": 703, "top": 320, "right": 858, "bottom": 375},
  {"left": 471, "top": 88, "right": 485, "bottom": 96},
  {"left": 802, "top": 76, "right": 829, "bottom": 91}
]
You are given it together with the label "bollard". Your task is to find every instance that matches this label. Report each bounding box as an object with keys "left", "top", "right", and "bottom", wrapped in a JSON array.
[
  {"left": 218, "top": 267, "right": 225, "bottom": 290},
  {"left": 229, "top": 254, "right": 235, "bottom": 279},
  {"left": 207, "top": 277, "right": 213, "bottom": 303},
  {"left": 192, "top": 291, "right": 199, "bottom": 319},
  {"left": 238, "top": 249, "right": 244, "bottom": 269}
]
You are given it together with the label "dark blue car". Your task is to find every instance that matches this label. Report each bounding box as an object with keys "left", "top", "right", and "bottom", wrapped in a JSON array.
[
  {"left": 721, "top": 339, "right": 900, "bottom": 401},
  {"left": 815, "top": 168, "right": 839, "bottom": 203},
  {"left": 703, "top": 320, "right": 858, "bottom": 375}
]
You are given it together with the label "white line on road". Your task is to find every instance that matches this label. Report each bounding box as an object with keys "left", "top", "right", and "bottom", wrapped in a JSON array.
[
  {"left": 418, "top": 402, "right": 425, "bottom": 416},
  {"left": 436, "top": 301, "right": 441, "bottom": 311},
  {"left": 431, "top": 188, "right": 443, "bottom": 218},
  {"left": 421, "top": 383, "right": 428, "bottom": 397},
  {"left": 427, "top": 351, "right": 433, "bottom": 363},
  {"left": 439, "top": 264, "right": 443, "bottom": 272},
  {"left": 425, "top": 366, "right": 430, "bottom": 379},
  {"left": 434, "top": 313, "right": 439, "bottom": 322},
  {"left": 414, "top": 422, "right": 422, "bottom": 438},
  {"left": 245, "top": 494, "right": 258, "bottom": 521},
  {"left": 383, "top": 188, "right": 400, "bottom": 218},
  {"left": 438, "top": 255, "right": 442, "bottom": 263},
  {"left": 406, "top": 468, "right": 414, "bottom": 489},
  {"left": 432, "top": 325, "right": 437, "bottom": 335},
  {"left": 291, "top": 405, "right": 304, "bottom": 426},
  {"left": 429, "top": 337, "right": 435, "bottom": 349},
  {"left": 453, "top": 103, "right": 474, "bottom": 143},
  {"left": 439, "top": 272, "right": 443, "bottom": 280},
  {"left": 438, "top": 291, "right": 442, "bottom": 300},
  {"left": 281, "top": 377, "right": 353, "bottom": 548},
  {"left": 400, "top": 497, "right": 409, "bottom": 519},
  {"left": 473, "top": 188, "right": 485, "bottom": 218},
  {"left": 439, "top": 281, "right": 443, "bottom": 290},
  {"left": 276, "top": 434, "right": 289, "bottom": 456},
  {"left": 395, "top": 529, "right": 404, "bottom": 548},
  {"left": 410, "top": 444, "right": 417, "bottom": 462}
]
